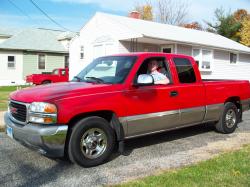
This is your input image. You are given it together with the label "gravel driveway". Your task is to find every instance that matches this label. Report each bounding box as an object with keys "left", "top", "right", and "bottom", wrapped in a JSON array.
[{"left": 1, "top": 111, "right": 250, "bottom": 187}]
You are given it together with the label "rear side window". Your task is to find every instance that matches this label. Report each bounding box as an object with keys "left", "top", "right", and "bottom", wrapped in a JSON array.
[{"left": 173, "top": 58, "right": 196, "bottom": 83}]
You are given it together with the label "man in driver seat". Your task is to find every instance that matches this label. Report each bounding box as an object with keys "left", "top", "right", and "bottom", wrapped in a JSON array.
[{"left": 148, "top": 59, "right": 170, "bottom": 85}]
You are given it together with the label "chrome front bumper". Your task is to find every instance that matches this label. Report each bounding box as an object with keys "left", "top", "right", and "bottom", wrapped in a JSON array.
[{"left": 4, "top": 112, "right": 68, "bottom": 157}]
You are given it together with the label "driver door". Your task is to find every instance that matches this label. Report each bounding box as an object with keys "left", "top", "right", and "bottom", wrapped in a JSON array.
[{"left": 122, "top": 56, "right": 181, "bottom": 138}]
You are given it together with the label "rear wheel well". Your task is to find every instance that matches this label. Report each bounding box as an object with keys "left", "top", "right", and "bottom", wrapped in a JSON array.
[
  {"left": 224, "top": 96, "right": 242, "bottom": 120},
  {"left": 224, "top": 97, "right": 241, "bottom": 110},
  {"left": 42, "top": 80, "right": 51, "bottom": 84}
]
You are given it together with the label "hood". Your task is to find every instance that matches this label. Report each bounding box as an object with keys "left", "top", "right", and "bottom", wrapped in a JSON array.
[{"left": 10, "top": 82, "right": 120, "bottom": 103}]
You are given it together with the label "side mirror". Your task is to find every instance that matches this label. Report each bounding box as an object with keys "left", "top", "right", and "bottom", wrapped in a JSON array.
[{"left": 135, "top": 74, "right": 154, "bottom": 86}]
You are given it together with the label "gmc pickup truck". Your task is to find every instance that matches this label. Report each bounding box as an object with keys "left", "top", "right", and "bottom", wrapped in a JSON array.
[
  {"left": 5, "top": 53, "right": 250, "bottom": 167},
  {"left": 26, "top": 68, "right": 69, "bottom": 85}
]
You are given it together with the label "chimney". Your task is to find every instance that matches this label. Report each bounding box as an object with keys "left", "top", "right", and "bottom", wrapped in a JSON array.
[{"left": 129, "top": 11, "right": 140, "bottom": 19}]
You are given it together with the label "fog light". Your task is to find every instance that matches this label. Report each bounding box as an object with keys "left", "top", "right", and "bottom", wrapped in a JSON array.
[{"left": 29, "top": 116, "right": 44, "bottom": 123}]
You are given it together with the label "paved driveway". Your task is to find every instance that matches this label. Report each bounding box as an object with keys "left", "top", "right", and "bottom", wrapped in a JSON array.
[{"left": 1, "top": 112, "right": 250, "bottom": 187}]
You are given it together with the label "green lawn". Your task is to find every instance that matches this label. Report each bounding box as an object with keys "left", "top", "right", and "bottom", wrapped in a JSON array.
[
  {"left": 115, "top": 144, "right": 250, "bottom": 187},
  {"left": 0, "top": 86, "right": 28, "bottom": 111}
]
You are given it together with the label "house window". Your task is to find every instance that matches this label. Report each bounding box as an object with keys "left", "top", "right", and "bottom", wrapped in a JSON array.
[
  {"left": 38, "top": 54, "right": 45, "bottom": 69},
  {"left": 7, "top": 56, "right": 15, "bottom": 69},
  {"left": 64, "top": 56, "right": 69, "bottom": 68},
  {"left": 192, "top": 48, "right": 212, "bottom": 70},
  {"left": 192, "top": 49, "right": 200, "bottom": 66},
  {"left": 80, "top": 46, "right": 84, "bottom": 59},
  {"left": 201, "top": 50, "right": 212, "bottom": 69},
  {"left": 230, "top": 53, "right": 237, "bottom": 64}
]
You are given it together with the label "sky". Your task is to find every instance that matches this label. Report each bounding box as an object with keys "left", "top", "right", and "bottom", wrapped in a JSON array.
[{"left": 0, "top": 0, "right": 250, "bottom": 32}]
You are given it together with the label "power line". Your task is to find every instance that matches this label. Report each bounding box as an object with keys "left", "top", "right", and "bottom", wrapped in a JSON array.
[
  {"left": 7, "top": 0, "right": 33, "bottom": 21},
  {"left": 29, "top": 0, "right": 72, "bottom": 31}
]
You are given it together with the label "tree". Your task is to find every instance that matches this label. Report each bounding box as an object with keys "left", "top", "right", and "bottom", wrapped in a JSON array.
[
  {"left": 206, "top": 8, "right": 242, "bottom": 42},
  {"left": 240, "top": 16, "right": 250, "bottom": 46},
  {"left": 182, "top": 22, "right": 203, "bottom": 30},
  {"left": 130, "top": 0, "right": 189, "bottom": 25},
  {"left": 155, "top": 0, "right": 189, "bottom": 25},
  {"left": 234, "top": 9, "right": 248, "bottom": 22},
  {"left": 133, "top": 2, "right": 153, "bottom": 21}
]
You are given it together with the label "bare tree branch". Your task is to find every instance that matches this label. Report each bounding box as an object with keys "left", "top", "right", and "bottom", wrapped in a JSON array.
[{"left": 155, "top": 0, "right": 189, "bottom": 25}]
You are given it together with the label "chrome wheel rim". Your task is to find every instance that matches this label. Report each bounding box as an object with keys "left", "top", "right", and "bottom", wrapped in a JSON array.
[
  {"left": 225, "top": 109, "right": 236, "bottom": 128},
  {"left": 80, "top": 128, "right": 107, "bottom": 159}
]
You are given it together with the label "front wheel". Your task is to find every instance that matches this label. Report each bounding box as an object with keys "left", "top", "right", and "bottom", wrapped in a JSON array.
[
  {"left": 67, "top": 116, "right": 115, "bottom": 167},
  {"left": 215, "top": 102, "right": 239, "bottom": 134}
]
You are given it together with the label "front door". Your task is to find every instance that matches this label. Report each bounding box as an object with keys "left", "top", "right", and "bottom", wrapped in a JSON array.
[
  {"left": 161, "top": 45, "right": 174, "bottom": 53},
  {"left": 122, "top": 56, "right": 180, "bottom": 138}
]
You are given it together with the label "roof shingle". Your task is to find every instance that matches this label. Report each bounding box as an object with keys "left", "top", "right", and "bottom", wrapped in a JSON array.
[{"left": 0, "top": 28, "right": 76, "bottom": 53}]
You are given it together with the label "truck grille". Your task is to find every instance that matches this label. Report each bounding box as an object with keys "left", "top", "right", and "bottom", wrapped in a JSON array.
[{"left": 9, "top": 101, "right": 27, "bottom": 123}]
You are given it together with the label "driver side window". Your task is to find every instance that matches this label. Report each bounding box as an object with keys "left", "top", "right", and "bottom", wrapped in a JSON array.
[{"left": 134, "top": 57, "right": 172, "bottom": 84}]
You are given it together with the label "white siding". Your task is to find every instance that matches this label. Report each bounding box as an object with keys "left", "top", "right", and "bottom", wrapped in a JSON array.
[
  {"left": 0, "top": 51, "right": 24, "bottom": 86},
  {"left": 177, "top": 44, "right": 192, "bottom": 55},
  {"left": 201, "top": 50, "right": 250, "bottom": 80},
  {"left": 119, "top": 41, "right": 160, "bottom": 53},
  {"left": 69, "top": 15, "right": 122, "bottom": 79},
  {"left": 69, "top": 36, "right": 81, "bottom": 79}
]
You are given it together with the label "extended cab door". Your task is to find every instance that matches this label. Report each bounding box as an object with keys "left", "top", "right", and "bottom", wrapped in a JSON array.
[
  {"left": 122, "top": 56, "right": 181, "bottom": 138},
  {"left": 170, "top": 56, "right": 206, "bottom": 126}
]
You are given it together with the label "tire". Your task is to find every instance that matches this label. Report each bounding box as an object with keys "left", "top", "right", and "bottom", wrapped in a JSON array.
[
  {"left": 68, "top": 116, "right": 115, "bottom": 167},
  {"left": 42, "top": 80, "right": 51, "bottom": 84},
  {"left": 215, "top": 102, "right": 239, "bottom": 134}
]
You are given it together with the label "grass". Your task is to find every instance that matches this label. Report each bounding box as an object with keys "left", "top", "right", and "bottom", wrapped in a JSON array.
[
  {"left": 0, "top": 86, "right": 28, "bottom": 111},
  {"left": 115, "top": 144, "right": 250, "bottom": 187}
]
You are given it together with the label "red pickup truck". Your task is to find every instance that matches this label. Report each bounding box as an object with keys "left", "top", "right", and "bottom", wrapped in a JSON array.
[
  {"left": 26, "top": 68, "right": 69, "bottom": 85},
  {"left": 4, "top": 53, "right": 250, "bottom": 167}
]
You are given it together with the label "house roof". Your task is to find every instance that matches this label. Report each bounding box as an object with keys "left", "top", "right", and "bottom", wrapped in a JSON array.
[
  {"left": 0, "top": 28, "right": 23, "bottom": 37},
  {"left": 0, "top": 28, "right": 76, "bottom": 53},
  {"left": 57, "top": 31, "right": 79, "bottom": 40},
  {"left": 95, "top": 12, "right": 250, "bottom": 54}
]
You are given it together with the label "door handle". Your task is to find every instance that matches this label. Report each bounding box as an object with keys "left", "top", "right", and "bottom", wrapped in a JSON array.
[{"left": 170, "top": 91, "right": 178, "bottom": 97}]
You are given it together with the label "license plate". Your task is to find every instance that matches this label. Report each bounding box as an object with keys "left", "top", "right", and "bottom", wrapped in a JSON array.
[{"left": 6, "top": 126, "right": 13, "bottom": 139}]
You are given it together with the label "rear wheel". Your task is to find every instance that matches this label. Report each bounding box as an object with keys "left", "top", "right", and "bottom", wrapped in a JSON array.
[
  {"left": 68, "top": 116, "right": 115, "bottom": 167},
  {"left": 215, "top": 102, "right": 239, "bottom": 134},
  {"left": 42, "top": 80, "right": 51, "bottom": 84}
]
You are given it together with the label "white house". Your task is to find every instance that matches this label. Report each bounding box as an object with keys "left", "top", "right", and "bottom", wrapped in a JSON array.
[
  {"left": 69, "top": 12, "right": 250, "bottom": 80},
  {"left": 0, "top": 28, "right": 76, "bottom": 86}
]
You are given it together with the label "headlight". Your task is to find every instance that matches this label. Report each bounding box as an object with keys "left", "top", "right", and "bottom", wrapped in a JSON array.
[{"left": 28, "top": 102, "right": 57, "bottom": 124}]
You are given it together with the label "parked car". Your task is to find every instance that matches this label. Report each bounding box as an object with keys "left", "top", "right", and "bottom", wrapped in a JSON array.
[
  {"left": 26, "top": 68, "right": 69, "bottom": 85},
  {"left": 5, "top": 53, "right": 250, "bottom": 167}
]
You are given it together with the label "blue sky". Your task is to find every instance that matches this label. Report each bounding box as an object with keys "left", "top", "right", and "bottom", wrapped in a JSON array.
[{"left": 1, "top": 0, "right": 250, "bottom": 32}]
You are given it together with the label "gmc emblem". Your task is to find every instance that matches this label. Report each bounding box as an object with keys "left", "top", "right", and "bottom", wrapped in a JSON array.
[{"left": 10, "top": 106, "right": 18, "bottom": 114}]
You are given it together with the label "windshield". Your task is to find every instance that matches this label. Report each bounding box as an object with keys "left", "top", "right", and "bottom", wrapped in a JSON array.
[
  {"left": 52, "top": 69, "right": 59, "bottom": 75},
  {"left": 72, "top": 56, "right": 137, "bottom": 84}
]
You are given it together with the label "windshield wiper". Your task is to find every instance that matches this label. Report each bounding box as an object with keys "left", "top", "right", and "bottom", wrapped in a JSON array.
[
  {"left": 85, "top": 77, "right": 104, "bottom": 83},
  {"left": 73, "top": 76, "right": 84, "bottom": 82}
]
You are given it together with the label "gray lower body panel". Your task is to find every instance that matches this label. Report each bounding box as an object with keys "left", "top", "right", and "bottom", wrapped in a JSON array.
[
  {"left": 120, "top": 110, "right": 180, "bottom": 137},
  {"left": 120, "top": 103, "right": 228, "bottom": 139}
]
